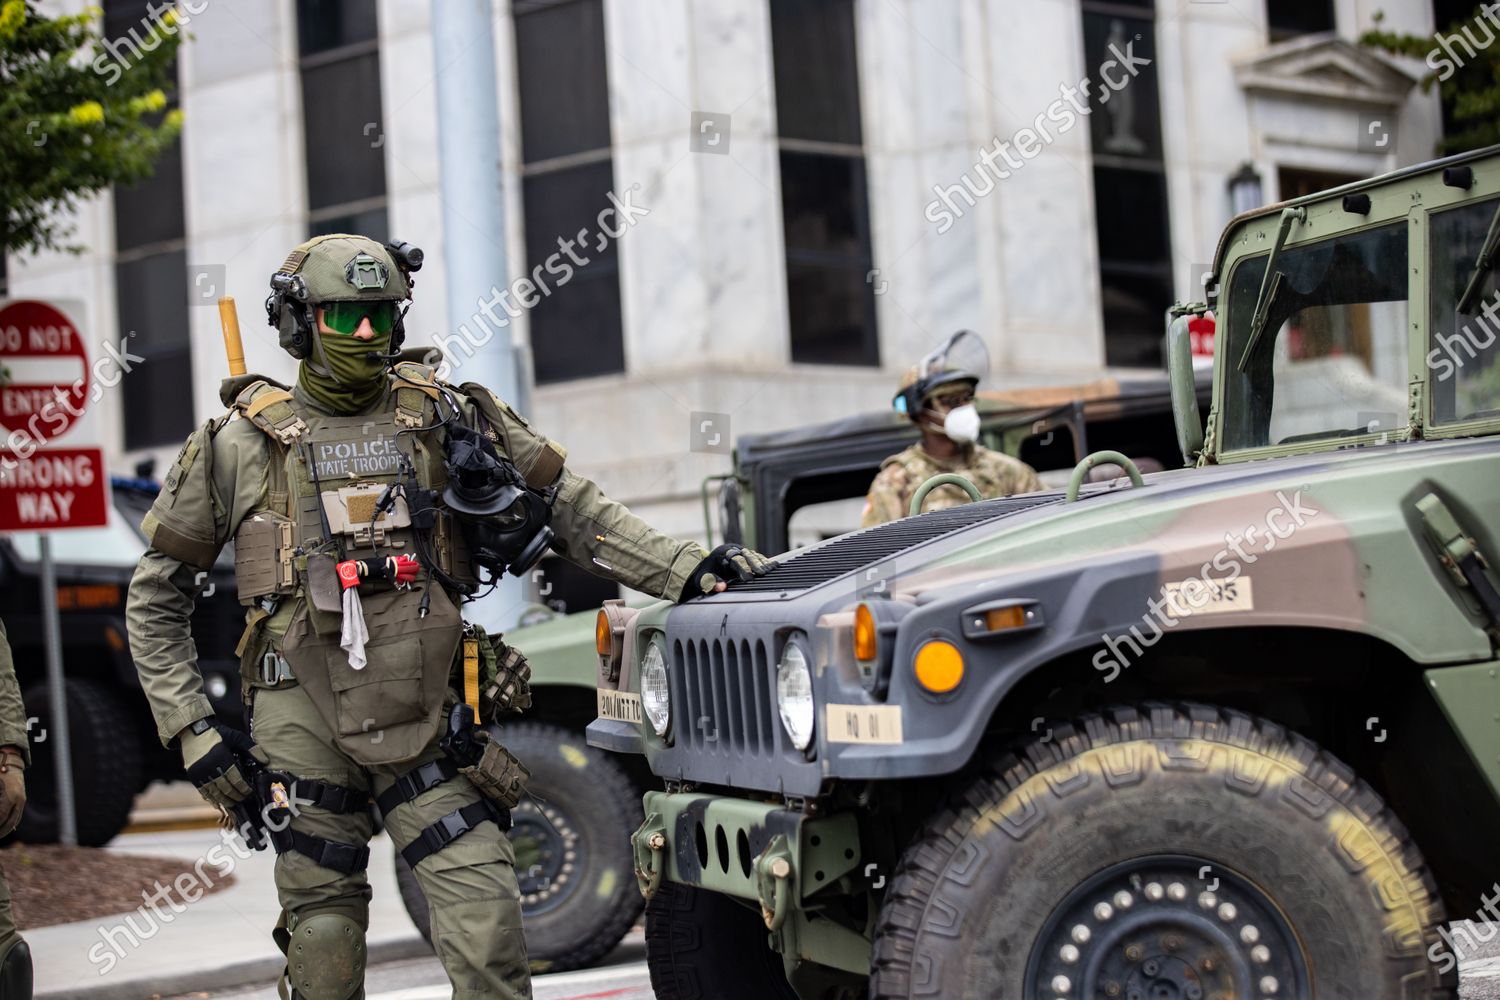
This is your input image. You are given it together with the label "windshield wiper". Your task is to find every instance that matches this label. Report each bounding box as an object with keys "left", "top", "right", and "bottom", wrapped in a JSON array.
[
  {"left": 1238, "top": 206, "right": 1306, "bottom": 372},
  {"left": 1457, "top": 200, "right": 1500, "bottom": 316}
]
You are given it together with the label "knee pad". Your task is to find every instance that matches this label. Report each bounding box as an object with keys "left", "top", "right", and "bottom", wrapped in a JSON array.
[
  {"left": 285, "top": 913, "right": 365, "bottom": 1000},
  {"left": 0, "top": 940, "right": 31, "bottom": 1000}
]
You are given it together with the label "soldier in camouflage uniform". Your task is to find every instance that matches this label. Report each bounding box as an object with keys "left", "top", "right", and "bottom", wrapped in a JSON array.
[
  {"left": 861, "top": 359, "right": 1042, "bottom": 527},
  {"left": 0, "top": 621, "right": 30, "bottom": 1000},
  {"left": 125, "top": 234, "right": 769, "bottom": 1000}
]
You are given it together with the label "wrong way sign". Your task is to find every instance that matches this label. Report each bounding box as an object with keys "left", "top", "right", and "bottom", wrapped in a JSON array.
[{"left": 0, "top": 300, "right": 109, "bottom": 531}]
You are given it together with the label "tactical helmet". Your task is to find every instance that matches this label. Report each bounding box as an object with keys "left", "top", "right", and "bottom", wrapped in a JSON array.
[
  {"left": 265, "top": 234, "right": 421, "bottom": 361},
  {"left": 893, "top": 331, "right": 988, "bottom": 419}
]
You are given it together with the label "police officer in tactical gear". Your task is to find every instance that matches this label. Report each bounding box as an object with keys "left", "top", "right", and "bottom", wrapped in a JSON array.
[
  {"left": 0, "top": 620, "right": 31, "bottom": 1000},
  {"left": 125, "top": 234, "right": 771, "bottom": 999},
  {"left": 861, "top": 331, "right": 1042, "bottom": 527}
]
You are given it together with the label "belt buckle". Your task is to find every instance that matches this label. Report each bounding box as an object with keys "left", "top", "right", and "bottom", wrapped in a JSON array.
[{"left": 260, "top": 651, "right": 292, "bottom": 686}]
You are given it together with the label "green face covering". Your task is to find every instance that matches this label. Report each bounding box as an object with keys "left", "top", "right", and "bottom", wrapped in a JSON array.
[{"left": 298, "top": 323, "right": 392, "bottom": 413}]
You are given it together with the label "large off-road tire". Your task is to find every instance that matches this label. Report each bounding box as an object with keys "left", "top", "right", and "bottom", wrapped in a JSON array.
[
  {"left": 871, "top": 703, "right": 1455, "bottom": 1000},
  {"left": 395, "top": 720, "right": 645, "bottom": 973},
  {"left": 16, "top": 679, "right": 143, "bottom": 846},
  {"left": 645, "top": 880, "right": 799, "bottom": 1000}
]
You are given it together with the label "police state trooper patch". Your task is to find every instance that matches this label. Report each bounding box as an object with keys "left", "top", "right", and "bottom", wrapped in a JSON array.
[{"left": 312, "top": 432, "right": 405, "bottom": 479}]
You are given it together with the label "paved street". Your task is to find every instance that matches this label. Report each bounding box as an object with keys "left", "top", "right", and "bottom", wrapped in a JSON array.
[
  {"left": 177, "top": 924, "right": 1500, "bottom": 1000},
  {"left": 193, "top": 932, "right": 653, "bottom": 1000}
]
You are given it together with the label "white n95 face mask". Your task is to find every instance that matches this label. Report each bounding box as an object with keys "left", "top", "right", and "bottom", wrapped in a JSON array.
[{"left": 942, "top": 403, "right": 980, "bottom": 444}]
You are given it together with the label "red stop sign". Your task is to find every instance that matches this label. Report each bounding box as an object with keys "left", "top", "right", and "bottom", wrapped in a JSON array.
[{"left": 0, "top": 300, "right": 89, "bottom": 446}]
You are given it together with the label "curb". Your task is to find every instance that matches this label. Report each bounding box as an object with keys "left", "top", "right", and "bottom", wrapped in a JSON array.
[{"left": 37, "top": 934, "right": 432, "bottom": 1000}]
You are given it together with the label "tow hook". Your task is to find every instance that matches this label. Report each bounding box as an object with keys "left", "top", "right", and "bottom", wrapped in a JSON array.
[
  {"left": 632, "top": 812, "right": 667, "bottom": 900},
  {"left": 755, "top": 835, "right": 794, "bottom": 931}
]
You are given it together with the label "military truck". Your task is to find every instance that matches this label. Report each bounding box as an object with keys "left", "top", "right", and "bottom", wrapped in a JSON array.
[
  {"left": 391, "top": 369, "right": 1191, "bottom": 971},
  {"left": 2, "top": 475, "right": 243, "bottom": 845},
  {"left": 589, "top": 145, "right": 1500, "bottom": 999}
]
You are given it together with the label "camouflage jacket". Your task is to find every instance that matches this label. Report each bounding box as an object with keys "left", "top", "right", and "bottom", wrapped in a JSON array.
[
  {"left": 860, "top": 442, "right": 1043, "bottom": 527},
  {"left": 127, "top": 373, "right": 708, "bottom": 747}
]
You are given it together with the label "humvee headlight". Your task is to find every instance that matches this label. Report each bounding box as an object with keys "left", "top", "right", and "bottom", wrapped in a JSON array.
[
  {"left": 640, "top": 638, "right": 671, "bottom": 736},
  {"left": 914, "top": 640, "right": 965, "bottom": 694},
  {"left": 776, "top": 639, "right": 816, "bottom": 751}
]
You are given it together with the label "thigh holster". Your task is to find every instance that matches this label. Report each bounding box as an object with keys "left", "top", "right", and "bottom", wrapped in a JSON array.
[
  {"left": 264, "top": 774, "right": 372, "bottom": 875},
  {"left": 377, "top": 757, "right": 512, "bottom": 871}
]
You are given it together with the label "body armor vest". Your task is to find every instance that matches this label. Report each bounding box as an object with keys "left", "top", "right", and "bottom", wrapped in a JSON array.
[{"left": 229, "top": 364, "right": 478, "bottom": 765}]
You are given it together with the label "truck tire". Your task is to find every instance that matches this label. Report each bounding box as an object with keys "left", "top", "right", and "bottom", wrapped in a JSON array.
[
  {"left": 645, "top": 880, "right": 798, "bottom": 1000},
  {"left": 16, "top": 679, "right": 142, "bottom": 846},
  {"left": 394, "top": 720, "right": 645, "bottom": 972},
  {"left": 871, "top": 703, "right": 1455, "bottom": 1000}
]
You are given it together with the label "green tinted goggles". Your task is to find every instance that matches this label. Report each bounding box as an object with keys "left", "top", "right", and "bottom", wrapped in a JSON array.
[{"left": 322, "top": 300, "right": 397, "bottom": 336}]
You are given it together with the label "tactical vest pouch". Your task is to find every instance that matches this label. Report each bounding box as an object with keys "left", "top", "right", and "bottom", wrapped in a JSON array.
[
  {"left": 485, "top": 637, "right": 532, "bottom": 720},
  {"left": 280, "top": 582, "right": 463, "bottom": 766},
  {"left": 461, "top": 733, "right": 529, "bottom": 810},
  {"left": 234, "top": 512, "right": 296, "bottom": 601},
  {"left": 304, "top": 553, "right": 345, "bottom": 633}
]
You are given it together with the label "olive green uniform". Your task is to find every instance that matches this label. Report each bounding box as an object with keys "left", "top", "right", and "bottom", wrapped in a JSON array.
[
  {"left": 127, "top": 376, "right": 705, "bottom": 999},
  {"left": 0, "top": 620, "right": 28, "bottom": 976},
  {"left": 860, "top": 441, "right": 1043, "bottom": 527}
]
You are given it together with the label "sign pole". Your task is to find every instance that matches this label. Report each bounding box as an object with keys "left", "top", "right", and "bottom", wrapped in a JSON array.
[{"left": 38, "top": 534, "right": 75, "bottom": 846}]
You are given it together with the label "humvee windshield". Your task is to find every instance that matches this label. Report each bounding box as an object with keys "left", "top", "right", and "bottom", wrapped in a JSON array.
[
  {"left": 1429, "top": 195, "right": 1500, "bottom": 424},
  {"left": 1222, "top": 221, "right": 1409, "bottom": 451}
]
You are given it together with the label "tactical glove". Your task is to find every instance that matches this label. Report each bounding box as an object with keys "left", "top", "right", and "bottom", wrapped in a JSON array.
[
  {"left": 180, "top": 722, "right": 267, "bottom": 811},
  {"left": 0, "top": 748, "right": 25, "bottom": 838},
  {"left": 680, "top": 544, "right": 774, "bottom": 602}
]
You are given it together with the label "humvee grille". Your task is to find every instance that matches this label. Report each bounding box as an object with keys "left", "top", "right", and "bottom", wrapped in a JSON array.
[
  {"left": 671, "top": 636, "right": 783, "bottom": 758},
  {"left": 734, "top": 491, "right": 1067, "bottom": 593}
]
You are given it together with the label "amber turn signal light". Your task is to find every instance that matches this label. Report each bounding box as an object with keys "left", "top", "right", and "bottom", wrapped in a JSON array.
[
  {"left": 854, "top": 604, "right": 878, "bottom": 661},
  {"left": 595, "top": 609, "right": 612, "bottom": 657},
  {"left": 914, "top": 640, "right": 965, "bottom": 694},
  {"left": 984, "top": 605, "right": 1027, "bottom": 632}
]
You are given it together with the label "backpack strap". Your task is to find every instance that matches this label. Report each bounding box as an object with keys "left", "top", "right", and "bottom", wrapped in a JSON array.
[{"left": 230, "top": 377, "right": 304, "bottom": 518}]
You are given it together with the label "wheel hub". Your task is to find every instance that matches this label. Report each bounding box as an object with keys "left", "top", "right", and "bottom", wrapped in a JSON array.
[
  {"left": 509, "top": 798, "right": 581, "bottom": 915},
  {"left": 1026, "top": 856, "right": 1307, "bottom": 1000}
]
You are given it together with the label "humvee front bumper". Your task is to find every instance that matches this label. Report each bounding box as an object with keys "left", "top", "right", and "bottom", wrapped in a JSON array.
[{"left": 631, "top": 791, "right": 861, "bottom": 925}]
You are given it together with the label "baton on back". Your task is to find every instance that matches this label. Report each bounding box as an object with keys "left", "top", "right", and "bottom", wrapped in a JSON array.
[{"left": 218, "top": 296, "right": 246, "bottom": 376}]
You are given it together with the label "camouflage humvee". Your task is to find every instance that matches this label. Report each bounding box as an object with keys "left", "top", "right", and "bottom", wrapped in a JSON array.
[{"left": 589, "top": 145, "right": 1500, "bottom": 999}]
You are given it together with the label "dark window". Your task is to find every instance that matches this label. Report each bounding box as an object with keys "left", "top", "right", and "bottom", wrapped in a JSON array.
[
  {"left": 1082, "top": 4, "right": 1172, "bottom": 368},
  {"left": 1266, "top": 0, "right": 1335, "bottom": 41},
  {"left": 770, "top": 0, "right": 878, "bottom": 367},
  {"left": 768, "top": 0, "right": 863, "bottom": 145},
  {"left": 297, "top": 5, "right": 387, "bottom": 238},
  {"left": 514, "top": 0, "right": 625, "bottom": 384},
  {"left": 297, "top": 0, "right": 378, "bottom": 56},
  {"left": 0, "top": 253, "right": 7, "bottom": 298},
  {"left": 117, "top": 249, "right": 193, "bottom": 450},
  {"left": 105, "top": 0, "right": 192, "bottom": 448},
  {"left": 522, "top": 162, "right": 625, "bottom": 383},
  {"left": 514, "top": 0, "right": 612, "bottom": 163},
  {"left": 1278, "top": 167, "right": 1362, "bottom": 201}
]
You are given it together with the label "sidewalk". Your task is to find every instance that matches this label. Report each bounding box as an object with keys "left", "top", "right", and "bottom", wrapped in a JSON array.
[{"left": 31, "top": 827, "right": 427, "bottom": 1000}]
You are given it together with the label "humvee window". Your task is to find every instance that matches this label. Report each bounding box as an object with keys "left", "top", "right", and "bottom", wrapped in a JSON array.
[
  {"left": 1429, "top": 195, "right": 1500, "bottom": 424},
  {"left": 1223, "top": 221, "right": 1408, "bottom": 450}
]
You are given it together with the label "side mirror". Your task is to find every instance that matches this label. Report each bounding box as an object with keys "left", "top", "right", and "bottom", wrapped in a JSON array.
[{"left": 1166, "top": 307, "right": 1204, "bottom": 464}]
